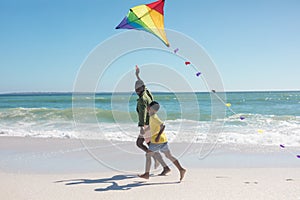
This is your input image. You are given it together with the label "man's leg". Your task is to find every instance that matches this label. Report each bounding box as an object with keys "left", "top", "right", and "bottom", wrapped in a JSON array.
[
  {"left": 138, "top": 151, "right": 153, "bottom": 179},
  {"left": 144, "top": 129, "right": 161, "bottom": 169},
  {"left": 145, "top": 141, "right": 162, "bottom": 170},
  {"left": 136, "top": 136, "right": 148, "bottom": 152}
]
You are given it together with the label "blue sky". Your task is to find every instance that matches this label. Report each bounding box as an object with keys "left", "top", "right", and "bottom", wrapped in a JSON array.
[{"left": 0, "top": 0, "right": 299, "bottom": 93}]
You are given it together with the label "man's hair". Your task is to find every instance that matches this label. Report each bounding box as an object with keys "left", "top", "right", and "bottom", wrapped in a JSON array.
[
  {"left": 149, "top": 101, "right": 160, "bottom": 111},
  {"left": 135, "top": 80, "right": 145, "bottom": 90}
]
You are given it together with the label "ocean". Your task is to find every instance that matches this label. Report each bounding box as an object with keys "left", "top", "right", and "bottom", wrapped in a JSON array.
[{"left": 0, "top": 91, "right": 299, "bottom": 147}]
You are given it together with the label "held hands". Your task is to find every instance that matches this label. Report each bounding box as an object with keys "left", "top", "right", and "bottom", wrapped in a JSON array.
[
  {"left": 144, "top": 125, "right": 150, "bottom": 132},
  {"left": 140, "top": 127, "right": 145, "bottom": 135},
  {"left": 140, "top": 125, "right": 149, "bottom": 135}
]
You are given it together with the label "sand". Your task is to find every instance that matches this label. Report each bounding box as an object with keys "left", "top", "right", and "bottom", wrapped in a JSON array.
[{"left": 0, "top": 137, "right": 299, "bottom": 200}]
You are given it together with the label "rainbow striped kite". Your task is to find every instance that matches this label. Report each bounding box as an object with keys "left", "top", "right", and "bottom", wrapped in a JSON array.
[{"left": 116, "top": 0, "right": 169, "bottom": 47}]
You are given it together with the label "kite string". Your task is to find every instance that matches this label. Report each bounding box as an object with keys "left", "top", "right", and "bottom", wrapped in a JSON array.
[
  {"left": 179, "top": 52, "right": 299, "bottom": 158},
  {"left": 181, "top": 54, "right": 250, "bottom": 123},
  {"left": 189, "top": 62, "right": 239, "bottom": 116}
]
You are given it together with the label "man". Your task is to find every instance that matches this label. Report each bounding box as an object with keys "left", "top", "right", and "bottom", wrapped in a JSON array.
[{"left": 135, "top": 66, "right": 170, "bottom": 173}]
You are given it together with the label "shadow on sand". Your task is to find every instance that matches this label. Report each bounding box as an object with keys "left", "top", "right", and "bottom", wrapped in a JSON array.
[{"left": 55, "top": 174, "right": 179, "bottom": 192}]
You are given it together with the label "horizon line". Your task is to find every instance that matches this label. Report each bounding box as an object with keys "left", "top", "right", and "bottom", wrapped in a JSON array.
[{"left": 0, "top": 89, "right": 299, "bottom": 95}]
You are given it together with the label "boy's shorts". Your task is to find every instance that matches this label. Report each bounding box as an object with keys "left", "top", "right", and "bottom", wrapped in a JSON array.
[{"left": 149, "top": 142, "right": 170, "bottom": 153}]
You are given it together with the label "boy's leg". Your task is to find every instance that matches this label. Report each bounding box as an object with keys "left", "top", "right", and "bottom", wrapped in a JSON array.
[
  {"left": 163, "top": 150, "right": 183, "bottom": 169},
  {"left": 163, "top": 150, "right": 186, "bottom": 181},
  {"left": 153, "top": 152, "right": 167, "bottom": 167},
  {"left": 153, "top": 152, "right": 171, "bottom": 175}
]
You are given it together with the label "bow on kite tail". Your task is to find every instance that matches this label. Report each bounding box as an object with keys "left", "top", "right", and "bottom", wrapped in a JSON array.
[{"left": 116, "top": 0, "right": 170, "bottom": 47}]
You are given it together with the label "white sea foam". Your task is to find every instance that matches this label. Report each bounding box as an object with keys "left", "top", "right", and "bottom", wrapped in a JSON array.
[{"left": 1, "top": 114, "right": 300, "bottom": 147}]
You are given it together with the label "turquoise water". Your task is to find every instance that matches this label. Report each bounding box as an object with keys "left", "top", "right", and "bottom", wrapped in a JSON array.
[
  {"left": 0, "top": 91, "right": 299, "bottom": 146},
  {"left": 1, "top": 91, "right": 299, "bottom": 120}
]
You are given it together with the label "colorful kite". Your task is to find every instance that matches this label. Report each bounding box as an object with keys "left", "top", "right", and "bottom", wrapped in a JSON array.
[{"left": 116, "top": 0, "right": 170, "bottom": 47}]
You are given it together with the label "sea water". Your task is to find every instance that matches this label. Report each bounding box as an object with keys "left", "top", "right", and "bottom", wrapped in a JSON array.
[{"left": 0, "top": 91, "right": 299, "bottom": 147}]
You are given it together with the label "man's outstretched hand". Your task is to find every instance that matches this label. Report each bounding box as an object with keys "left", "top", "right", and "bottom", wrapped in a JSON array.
[{"left": 135, "top": 65, "right": 140, "bottom": 77}]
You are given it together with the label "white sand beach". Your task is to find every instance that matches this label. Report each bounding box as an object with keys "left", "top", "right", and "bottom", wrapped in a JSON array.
[
  {"left": 1, "top": 137, "right": 300, "bottom": 200},
  {"left": 2, "top": 168, "right": 300, "bottom": 200}
]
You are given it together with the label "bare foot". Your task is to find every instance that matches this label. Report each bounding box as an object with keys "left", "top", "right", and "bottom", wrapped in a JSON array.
[
  {"left": 179, "top": 169, "right": 186, "bottom": 182},
  {"left": 159, "top": 167, "right": 171, "bottom": 176},
  {"left": 138, "top": 173, "right": 149, "bottom": 179}
]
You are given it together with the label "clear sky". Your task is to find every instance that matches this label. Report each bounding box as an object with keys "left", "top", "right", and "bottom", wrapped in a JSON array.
[{"left": 0, "top": 0, "right": 299, "bottom": 93}]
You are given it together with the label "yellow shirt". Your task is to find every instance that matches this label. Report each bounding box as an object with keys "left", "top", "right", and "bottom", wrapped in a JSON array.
[{"left": 149, "top": 114, "right": 168, "bottom": 144}]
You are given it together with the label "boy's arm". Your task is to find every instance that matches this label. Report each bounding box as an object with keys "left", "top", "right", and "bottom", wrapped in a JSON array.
[{"left": 155, "top": 124, "right": 165, "bottom": 142}]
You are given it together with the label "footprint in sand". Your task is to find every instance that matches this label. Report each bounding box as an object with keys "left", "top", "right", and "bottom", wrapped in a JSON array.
[
  {"left": 285, "top": 178, "right": 294, "bottom": 182},
  {"left": 215, "top": 176, "right": 229, "bottom": 179},
  {"left": 244, "top": 181, "right": 258, "bottom": 184}
]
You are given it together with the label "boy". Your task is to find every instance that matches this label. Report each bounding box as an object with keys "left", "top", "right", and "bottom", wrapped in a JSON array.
[{"left": 138, "top": 101, "right": 186, "bottom": 182}]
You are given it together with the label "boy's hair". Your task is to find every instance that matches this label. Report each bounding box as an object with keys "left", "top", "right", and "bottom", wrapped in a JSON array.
[{"left": 149, "top": 101, "right": 160, "bottom": 111}]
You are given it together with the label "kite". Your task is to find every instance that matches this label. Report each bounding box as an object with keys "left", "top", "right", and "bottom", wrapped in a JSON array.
[{"left": 116, "top": 0, "right": 170, "bottom": 47}]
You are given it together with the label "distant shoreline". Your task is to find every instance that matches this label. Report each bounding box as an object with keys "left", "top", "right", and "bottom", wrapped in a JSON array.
[{"left": 0, "top": 90, "right": 299, "bottom": 96}]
